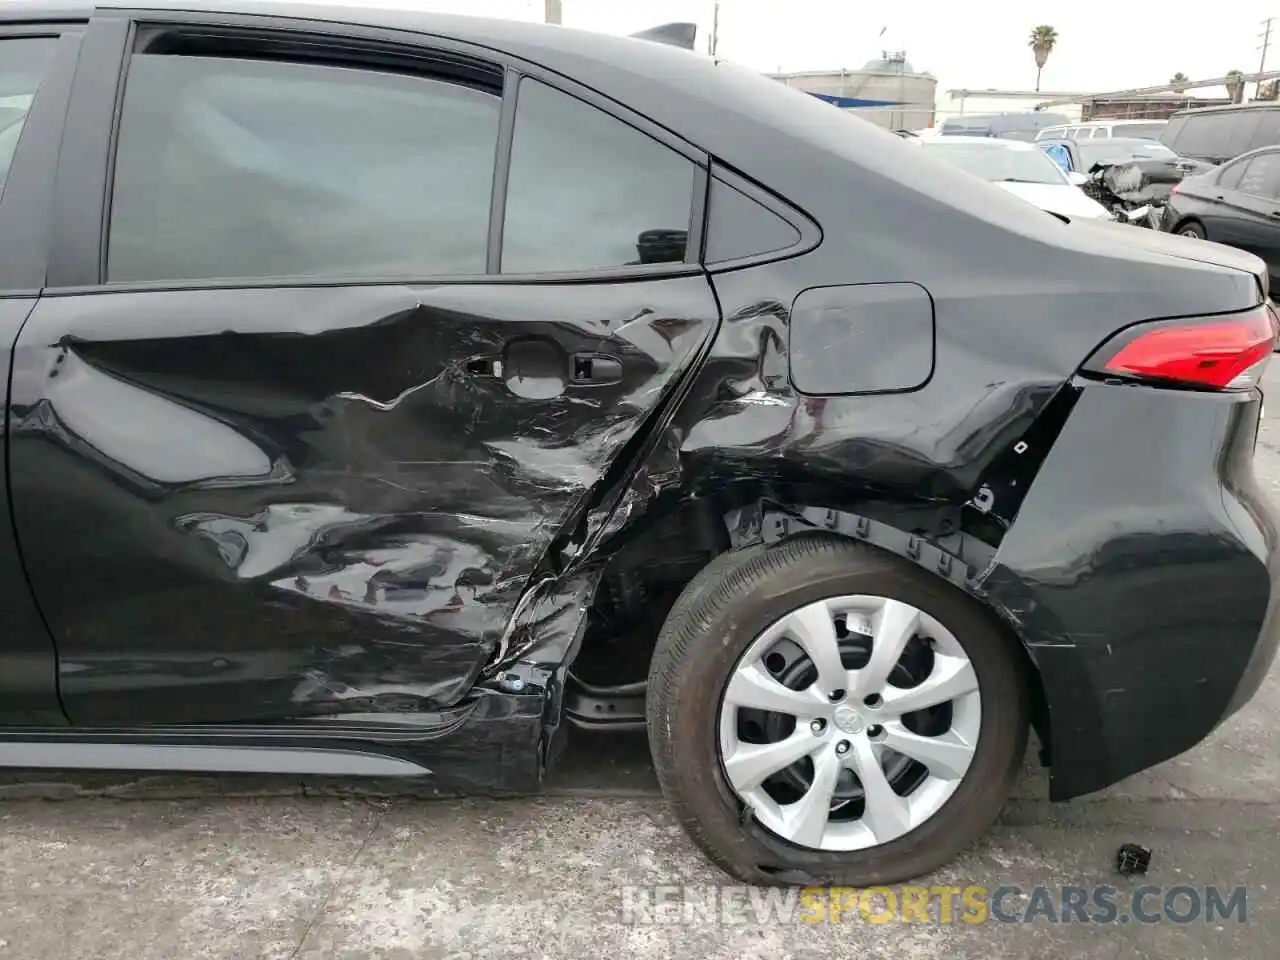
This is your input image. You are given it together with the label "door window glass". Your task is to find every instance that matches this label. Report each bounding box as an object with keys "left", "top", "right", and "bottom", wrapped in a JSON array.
[
  {"left": 1226, "top": 112, "right": 1261, "bottom": 158},
  {"left": 1238, "top": 152, "right": 1280, "bottom": 198},
  {"left": 0, "top": 37, "right": 58, "bottom": 197},
  {"left": 1175, "top": 112, "right": 1244, "bottom": 160},
  {"left": 501, "top": 78, "right": 696, "bottom": 273},
  {"left": 1219, "top": 157, "right": 1251, "bottom": 190},
  {"left": 109, "top": 54, "right": 501, "bottom": 283}
]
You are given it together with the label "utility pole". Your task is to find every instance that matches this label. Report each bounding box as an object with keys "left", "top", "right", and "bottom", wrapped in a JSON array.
[
  {"left": 1259, "top": 16, "right": 1274, "bottom": 98},
  {"left": 544, "top": 0, "right": 561, "bottom": 25},
  {"left": 708, "top": 0, "right": 720, "bottom": 57}
]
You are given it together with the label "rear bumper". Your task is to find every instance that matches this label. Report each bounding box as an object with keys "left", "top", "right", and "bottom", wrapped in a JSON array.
[{"left": 980, "top": 377, "right": 1279, "bottom": 800}]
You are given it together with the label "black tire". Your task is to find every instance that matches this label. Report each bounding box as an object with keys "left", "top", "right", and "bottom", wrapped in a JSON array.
[
  {"left": 1177, "top": 221, "right": 1206, "bottom": 240},
  {"left": 646, "top": 534, "right": 1029, "bottom": 886}
]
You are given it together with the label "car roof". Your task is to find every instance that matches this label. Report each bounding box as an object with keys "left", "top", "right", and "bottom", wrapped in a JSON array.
[
  {"left": 1076, "top": 118, "right": 1165, "bottom": 126},
  {"left": 1169, "top": 101, "right": 1280, "bottom": 119}
]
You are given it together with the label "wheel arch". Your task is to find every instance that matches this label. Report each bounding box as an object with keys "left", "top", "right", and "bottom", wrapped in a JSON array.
[
  {"left": 565, "top": 496, "right": 1052, "bottom": 761},
  {"left": 1171, "top": 215, "right": 1206, "bottom": 238}
]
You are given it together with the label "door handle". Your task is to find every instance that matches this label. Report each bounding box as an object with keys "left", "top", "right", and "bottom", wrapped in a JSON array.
[
  {"left": 570, "top": 353, "right": 623, "bottom": 385},
  {"left": 1269, "top": 210, "right": 1280, "bottom": 219}
]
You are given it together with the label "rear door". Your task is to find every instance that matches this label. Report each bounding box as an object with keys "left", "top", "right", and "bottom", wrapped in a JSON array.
[
  {"left": 10, "top": 12, "right": 719, "bottom": 726},
  {"left": 0, "top": 21, "right": 82, "bottom": 724},
  {"left": 1210, "top": 150, "right": 1280, "bottom": 279}
]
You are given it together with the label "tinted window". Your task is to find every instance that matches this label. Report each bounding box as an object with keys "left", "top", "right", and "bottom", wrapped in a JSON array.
[
  {"left": 1174, "top": 111, "right": 1246, "bottom": 160},
  {"left": 705, "top": 178, "right": 800, "bottom": 263},
  {"left": 1219, "top": 158, "right": 1250, "bottom": 190},
  {"left": 502, "top": 79, "right": 695, "bottom": 273},
  {"left": 1160, "top": 114, "right": 1186, "bottom": 150},
  {"left": 1226, "top": 112, "right": 1262, "bottom": 158},
  {"left": 1238, "top": 153, "right": 1280, "bottom": 198},
  {"left": 1249, "top": 110, "right": 1280, "bottom": 151},
  {"left": 0, "top": 38, "right": 58, "bottom": 197},
  {"left": 109, "top": 54, "right": 501, "bottom": 283},
  {"left": 1118, "top": 122, "right": 1165, "bottom": 140}
]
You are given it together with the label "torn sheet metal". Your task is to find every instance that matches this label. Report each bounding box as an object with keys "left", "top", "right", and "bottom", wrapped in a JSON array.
[{"left": 8, "top": 278, "right": 717, "bottom": 725}]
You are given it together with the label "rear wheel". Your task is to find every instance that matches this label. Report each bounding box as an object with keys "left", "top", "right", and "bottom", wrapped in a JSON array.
[
  {"left": 1177, "top": 221, "right": 1206, "bottom": 240},
  {"left": 646, "top": 535, "right": 1029, "bottom": 886}
]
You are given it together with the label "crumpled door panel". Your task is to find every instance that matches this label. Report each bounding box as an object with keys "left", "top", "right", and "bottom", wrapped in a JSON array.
[{"left": 8, "top": 278, "right": 717, "bottom": 725}]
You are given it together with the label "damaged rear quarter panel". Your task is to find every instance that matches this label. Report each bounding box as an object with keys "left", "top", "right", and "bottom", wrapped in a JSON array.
[{"left": 8, "top": 278, "right": 718, "bottom": 725}]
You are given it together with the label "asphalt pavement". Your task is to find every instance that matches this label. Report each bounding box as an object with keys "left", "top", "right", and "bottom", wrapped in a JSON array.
[{"left": 5, "top": 366, "right": 1280, "bottom": 959}]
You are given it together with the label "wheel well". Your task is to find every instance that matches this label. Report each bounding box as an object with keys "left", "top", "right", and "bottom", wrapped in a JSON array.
[
  {"left": 1171, "top": 215, "right": 1204, "bottom": 236},
  {"left": 568, "top": 498, "right": 727, "bottom": 692},
  {"left": 565, "top": 508, "right": 1053, "bottom": 765}
]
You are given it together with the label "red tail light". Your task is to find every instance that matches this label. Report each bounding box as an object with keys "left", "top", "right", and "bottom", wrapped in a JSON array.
[{"left": 1083, "top": 303, "right": 1278, "bottom": 391}]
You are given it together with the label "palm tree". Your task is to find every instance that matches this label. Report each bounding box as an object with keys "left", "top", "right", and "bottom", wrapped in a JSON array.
[
  {"left": 1170, "top": 72, "right": 1189, "bottom": 93},
  {"left": 1029, "top": 25, "right": 1058, "bottom": 92},
  {"left": 1225, "top": 69, "right": 1245, "bottom": 103}
]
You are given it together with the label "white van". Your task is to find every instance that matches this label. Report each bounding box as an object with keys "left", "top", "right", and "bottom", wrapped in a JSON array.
[{"left": 1035, "top": 119, "right": 1167, "bottom": 142}]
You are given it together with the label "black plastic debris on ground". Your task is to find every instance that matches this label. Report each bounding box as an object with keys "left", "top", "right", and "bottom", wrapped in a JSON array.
[{"left": 1116, "top": 843, "right": 1152, "bottom": 876}]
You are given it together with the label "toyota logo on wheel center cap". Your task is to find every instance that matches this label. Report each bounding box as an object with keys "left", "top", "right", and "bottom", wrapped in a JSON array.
[{"left": 833, "top": 704, "right": 864, "bottom": 735}]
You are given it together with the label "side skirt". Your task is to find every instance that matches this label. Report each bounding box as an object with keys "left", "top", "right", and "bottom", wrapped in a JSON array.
[{"left": 0, "top": 691, "right": 549, "bottom": 793}]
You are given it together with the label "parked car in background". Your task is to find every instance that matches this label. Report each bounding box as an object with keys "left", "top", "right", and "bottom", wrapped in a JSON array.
[
  {"left": 937, "top": 111, "right": 1069, "bottom": 141},
  {"left": 1160, "top": 145, "right": 1280, "bottom": 290},
  {"left": 1036, "top": 119, "right": 1168, "bottom": 142},
  {"left": 910, "top": 135, "right": 1112, "bottom": 219},
  {"left": 1161, "top": 103, "right": 1280, "bottom": 165},
  {"left": 2, "top": 0, "right": 1280, "bottom": 894},
  {"left": 1037, "top": 136, "right": 1214, "bottom": 226},
  {"left": 1036, "top": 136, "right": 1181, "bottom": 175}
]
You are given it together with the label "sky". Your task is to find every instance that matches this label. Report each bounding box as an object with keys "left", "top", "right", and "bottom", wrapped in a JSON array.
[{"left": 265, "top": 0, "right": 1280, "bottom": 112}]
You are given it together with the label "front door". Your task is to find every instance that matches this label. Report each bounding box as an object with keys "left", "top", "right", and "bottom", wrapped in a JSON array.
[{"left": 9, "top": 16, "right": 718, "bottom": 726}]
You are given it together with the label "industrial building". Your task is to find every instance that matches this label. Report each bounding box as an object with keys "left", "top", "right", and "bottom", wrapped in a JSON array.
[{"left": 770, "top": 52, "right": 936, "bottom": 130}]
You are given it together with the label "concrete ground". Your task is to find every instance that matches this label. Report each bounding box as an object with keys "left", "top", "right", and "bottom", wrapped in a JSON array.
[{"left": 5, "top": 368, "right": 1280, "bottom": 959}]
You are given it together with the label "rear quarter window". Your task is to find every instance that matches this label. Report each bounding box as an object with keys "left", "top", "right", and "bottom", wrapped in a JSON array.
[{"left": 704, "top": 177, "right": 801, "bottom": 265}]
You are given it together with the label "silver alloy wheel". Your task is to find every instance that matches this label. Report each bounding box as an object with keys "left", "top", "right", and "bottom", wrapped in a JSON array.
[
  {"left": 717, "top": 595, "right": 982, "bottom": 852},
  {"left": 1179, "top": 227, "right": 1200, "bottom": 239}
]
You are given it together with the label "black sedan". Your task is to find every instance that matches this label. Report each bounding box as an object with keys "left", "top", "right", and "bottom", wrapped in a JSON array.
[
  {"left": 1161, "top": 145, "right": 1280, "bottom": 291},
  {"left": 0, "top": 0, "right": 1278, "bottom": 890}
]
